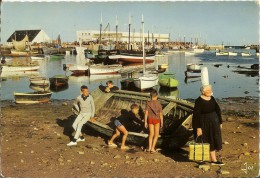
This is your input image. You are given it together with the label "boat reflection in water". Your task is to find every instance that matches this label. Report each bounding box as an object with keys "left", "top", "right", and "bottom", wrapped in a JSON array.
[
  {"left": 30, "top": 84, "right": 50, "bottom": 92},
  {"left": 50, "top": 84, "right": 69, "bottom": 92},
  {"left": 184, "top": 76, "right": 201, "bottom": 84},
  {"left": 159, "top": 86, "right": 179, "bottom": 100}
]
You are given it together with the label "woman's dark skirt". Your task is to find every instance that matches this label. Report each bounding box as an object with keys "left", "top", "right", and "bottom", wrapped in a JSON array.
[{"left": 193, "top": 112, "right": 222, "bottom": 151}]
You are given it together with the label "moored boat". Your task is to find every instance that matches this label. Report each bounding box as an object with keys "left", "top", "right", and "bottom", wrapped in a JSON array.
[
  {"left": 158, "top": 73, "right": 179, "bottom": 88},
  {"left": 14, "top": 91, "right": 52, "bottom": 104},
  {"left": 216, "top": 51, "right": 228, "bottom": 56},
  {"left": 89, "top": 64, "right": 122, "bottom": 75},
  {"left": 0, "top": 65, "right": 40, "bottom": 72},
  {"left": 133, "top": 73, "right": 159, "bottom": 90},
  {"left": 228, "top": 51, "right": 238, "bottom": 56},
  {"left": 186, "top": 63, "right": 201, "bottom": 72},
  {"left": 84, "top": 88, "right": 194, "bottom": 149},
  {"left": 241, "top": 52, "right": 251, "bottom": 57},
  {"left": 49, "top": 75, "right": 69, "bottom": 87}
]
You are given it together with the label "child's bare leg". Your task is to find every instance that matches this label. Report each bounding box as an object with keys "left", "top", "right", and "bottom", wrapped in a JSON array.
[
  {"left": 151, "top": 123, "right": 160, "bottom": 152},
  {"left": 108, "top": 128, "right": 120, "bottom": 144},
  {"left": 148, "top": 124, "right": 155, "bottom": 151},
  {"left": 118, "top": 125, "right": 128, "bottom": 148}
]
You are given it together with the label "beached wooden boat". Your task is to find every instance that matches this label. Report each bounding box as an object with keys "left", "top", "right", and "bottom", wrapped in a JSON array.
[
  {"left": 14, "top": 91, "right": 52, "bottom": 104},
  {"left": 49, "top": 75, "right": 69, "bottom": 87},
  {"left": 158, "top": 73, "right": 179, "bottom": 88},
  {"left": 84, "top": 88, "right": 194, "bottom": 149}
]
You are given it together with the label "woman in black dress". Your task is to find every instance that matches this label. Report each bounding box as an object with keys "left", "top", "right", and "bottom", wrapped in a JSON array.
[{"left": 192, "top": 84, "right": 224, "bottom": 165}]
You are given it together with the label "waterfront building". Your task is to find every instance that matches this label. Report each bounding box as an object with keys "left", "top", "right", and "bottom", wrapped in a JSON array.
[
  {"left": 6, "top": 29, "right": 51, "bottom": 46},
  {"left": 76, "top": 30, "right": 170, "bottom": 44}
]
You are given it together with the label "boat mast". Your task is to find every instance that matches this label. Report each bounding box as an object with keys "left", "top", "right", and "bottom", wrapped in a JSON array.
[
  {"left": 128, "top": 13, "right": 131, "bottom": 50},
  {"left": 116, "top": 16, "right": 118, "bottom": 49},
  {"left": 142, "top": 15, "right": 145, "bottom": 74},
  {"left": 100, "top": 13, "right": 102, "bottom": 44}
]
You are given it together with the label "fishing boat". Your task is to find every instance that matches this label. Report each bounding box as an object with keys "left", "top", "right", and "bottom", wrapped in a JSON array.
[
  {"left": 108, "top": 50, "right": 156, "bottom": 64},
  {"left": 14, "top": 91, "right": 52, "bottom": 104},
  {"left": 66, "top": 64, "right": 89, "bottom": 75},
  {"left": 89, "top": 64, "right": 122, "bottom": 75},
  {"left": 49, "top": 75, "right": 69, "bottom": 87},
  {"left": 158, "top": 73, "right": 179, "bottom": 88},
  {"left": 29, "top": 77, "right": 49, "bottom": 86},
  {"left": 83, "top": 88, "right": 194, "bottom": 149}
]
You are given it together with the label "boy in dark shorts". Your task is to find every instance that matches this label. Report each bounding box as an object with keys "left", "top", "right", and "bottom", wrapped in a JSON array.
[{"left": 108, "top": 103, "right": 143, "bottom": 149}]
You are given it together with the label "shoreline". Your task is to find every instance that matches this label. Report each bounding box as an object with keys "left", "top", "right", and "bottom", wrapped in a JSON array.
[{"left": 0, "top": 95, "right": 259, "bottom": 177}]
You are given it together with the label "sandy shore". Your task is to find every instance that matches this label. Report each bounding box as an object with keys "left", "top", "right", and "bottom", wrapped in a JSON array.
[{"left": 0, "top": 96, "right": 259, "bottom": 177}]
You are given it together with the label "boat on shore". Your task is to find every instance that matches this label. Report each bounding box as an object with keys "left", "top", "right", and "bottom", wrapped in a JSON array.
[
  {"left": 14, "top": 91, "right": 52, "bottom": 104},
  {"left": 84, "top": 88, "right": 194, "bottom": 149}
]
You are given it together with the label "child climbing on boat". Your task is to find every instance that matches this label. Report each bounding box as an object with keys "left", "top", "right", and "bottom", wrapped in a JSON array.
[{"left": 108, "top": 103, "right": 143, "bottom": 149}]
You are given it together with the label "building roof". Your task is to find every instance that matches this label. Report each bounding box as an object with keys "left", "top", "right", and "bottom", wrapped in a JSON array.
[{"left": 7, "top": 30, "right": 41, "bottom": 42}]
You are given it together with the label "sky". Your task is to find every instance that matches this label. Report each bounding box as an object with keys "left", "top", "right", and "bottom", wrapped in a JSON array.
[{"left": 1, "top": 0, "right": 259, "bottom": 45}]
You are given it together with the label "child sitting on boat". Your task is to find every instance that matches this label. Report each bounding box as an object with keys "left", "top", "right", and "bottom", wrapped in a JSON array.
[
  {"left": 99, "top": 80, "right": 119, "bottom": 93},
  {"left": 108, "top": 103, "right": 144, "bottom": 149}
]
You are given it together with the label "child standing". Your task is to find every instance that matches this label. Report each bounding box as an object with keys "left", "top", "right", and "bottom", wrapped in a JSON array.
[{"left": 144, "top": 89, "right": 163, "bottom": 153}]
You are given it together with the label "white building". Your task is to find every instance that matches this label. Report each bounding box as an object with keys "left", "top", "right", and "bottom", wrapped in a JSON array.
[
  {"left": 6, "top": 29, "right": 51, "bottom": 46},
  {"left": 76, "top": 30, "right": 170, "bottom": 43}
]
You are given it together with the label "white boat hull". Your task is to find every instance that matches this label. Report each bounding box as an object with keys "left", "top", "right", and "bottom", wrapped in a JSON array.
[
  {"left": 187, "top": 63, "right": 201, "bottom": 71},
  {"left": 109, "top": 55, "right": 155, "bottom": 63},
  {"left": 1, "top": 65, "right": 39, "bottom": 72},
  {"left": 89, "top": 65, "right": 122, "bottom": 75},
  {"left": 133, "top": 74, "right": 158, "bottom": 90},
  {"left": 228, "top": 52, "right": 237, "bottom": 56},
  {"left": 241, "top": 53, "right": 251, "bottom": 57},
  {"left": 216, "top": 52, "right": 228, "bottom": 56}
]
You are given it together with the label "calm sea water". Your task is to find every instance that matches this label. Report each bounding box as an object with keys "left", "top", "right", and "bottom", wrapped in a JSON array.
[{"left": 1, "top": 49, "right": 259, "bottom": 101}]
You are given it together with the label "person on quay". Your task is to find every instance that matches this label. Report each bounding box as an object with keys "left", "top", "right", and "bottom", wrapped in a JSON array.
[
  {"left": 67, "top": 85, "right": 95, "bottom": 146},
  {"left": 192, "top": 84, "right": 224, "bottom": 165},
  {"left": 144, "top": 89, "right": 163, "bottom": 153},
  {"left": 108, "top": 103, "right": 143, "bottom": 149},
  {"left": 99, "top": 80, "right": 119, "bottom": 93}
]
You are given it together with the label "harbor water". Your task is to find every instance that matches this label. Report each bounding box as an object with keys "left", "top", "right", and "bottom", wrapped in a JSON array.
[{"left": 1, "top": 49, "right": 259, "bottom": 101}]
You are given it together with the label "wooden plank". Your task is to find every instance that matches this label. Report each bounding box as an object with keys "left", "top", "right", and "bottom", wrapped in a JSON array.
[{"left": 162, "top": 102, "right": 177, "bottom": 116}]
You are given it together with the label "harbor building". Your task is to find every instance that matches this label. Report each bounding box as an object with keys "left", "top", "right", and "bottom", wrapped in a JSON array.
[
  {"left": 6, "top": 29, "right": 51, "bottom": 46},
  {"left": 76, "top": 30, "right": 170, "bottom": 44}
]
